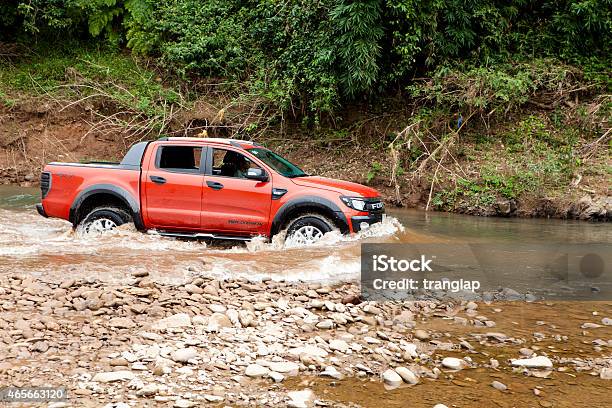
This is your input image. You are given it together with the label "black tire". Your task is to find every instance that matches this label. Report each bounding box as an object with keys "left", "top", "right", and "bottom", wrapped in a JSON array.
[
  {"left": 79, "top": 207, "right": 132, "bottom": 233},
  {"left": 285, "top": 213, "right": 334, "bottom": 244}
]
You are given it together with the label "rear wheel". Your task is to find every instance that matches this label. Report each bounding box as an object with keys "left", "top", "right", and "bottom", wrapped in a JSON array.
[
  {"left": 79, "top": 207, "right": 131, "bottom": 234},
  {"left": 285, "top": 214, "right": 334, "bottom": 245}
]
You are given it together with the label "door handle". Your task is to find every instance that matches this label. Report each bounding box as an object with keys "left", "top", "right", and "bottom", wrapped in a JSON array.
[
  {"left": 206, "top": 180, "right": 224, "bottom": 190},
  {"left": 150, "top": 175, "right": 166, "bottom": 184}
]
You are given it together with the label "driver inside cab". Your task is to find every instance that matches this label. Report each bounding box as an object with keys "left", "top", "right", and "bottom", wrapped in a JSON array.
[{"left": 221, "top": 151, "right": 251, "bottom": 178}]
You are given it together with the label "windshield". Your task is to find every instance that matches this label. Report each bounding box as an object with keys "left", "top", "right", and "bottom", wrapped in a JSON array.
[{"left": 248, "top": 148, "right": 307, "bottom": 178}]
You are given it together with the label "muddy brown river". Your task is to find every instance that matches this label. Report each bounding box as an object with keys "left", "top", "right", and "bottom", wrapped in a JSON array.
[{"left": 1, "top": 186, "right": 609, "bottom": 286}]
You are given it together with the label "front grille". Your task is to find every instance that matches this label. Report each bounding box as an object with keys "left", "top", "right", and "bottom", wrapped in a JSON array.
[
  {"left": 40, "top": 171, "right": 51, "bottom": 198},
  {"left": 364, "top": 198, "right": 384, "bottom": 213}
]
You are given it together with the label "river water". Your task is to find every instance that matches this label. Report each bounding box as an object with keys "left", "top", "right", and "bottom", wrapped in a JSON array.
[{"left": 1, "top": 186, "right": 610, "bottom": 291}]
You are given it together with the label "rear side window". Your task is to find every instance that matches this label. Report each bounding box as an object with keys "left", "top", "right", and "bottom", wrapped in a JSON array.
[{"left": 157, "top": 146, "right": 202, "bottom": 172}]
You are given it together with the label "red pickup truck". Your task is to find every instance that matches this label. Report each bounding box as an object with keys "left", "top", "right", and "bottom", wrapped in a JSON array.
[{"left": 37, "top": 138, "right": 384, "bottom": 244}]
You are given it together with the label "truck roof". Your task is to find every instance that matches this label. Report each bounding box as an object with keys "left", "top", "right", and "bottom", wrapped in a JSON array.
[{"left": 157, "top": 137, "right": 261, "bottom": 149}]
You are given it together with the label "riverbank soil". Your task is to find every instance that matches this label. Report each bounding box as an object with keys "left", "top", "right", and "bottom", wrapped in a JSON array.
[
  {"left": 1, "top": 274, "right": 610, "bottom": 407},
  {"left": 1, "top": 96, "right": 610, "bottom": 221}
]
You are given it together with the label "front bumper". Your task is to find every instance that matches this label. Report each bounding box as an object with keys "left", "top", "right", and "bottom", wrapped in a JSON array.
[
  {"left": 351, "top": 212, "right": 384, "bottom": 232},
  {"left": 36, "top": 203, "right": 48, "bottom": 218}
]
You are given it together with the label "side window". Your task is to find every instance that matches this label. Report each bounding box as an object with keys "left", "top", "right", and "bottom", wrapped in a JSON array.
[
  {"left": 157, "top": 146, "right": 202, "bottom": 172},
  {"left": 211, "top": 148, "right": 260, "bottom": 179}
]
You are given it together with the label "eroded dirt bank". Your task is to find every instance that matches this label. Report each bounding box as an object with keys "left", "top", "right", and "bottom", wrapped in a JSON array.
[
  {"left": 1, "top": 274, "right": 611, "bottom": 407},
  {"left": 1, "top": 101, "right": 610, "bottom": 221}
]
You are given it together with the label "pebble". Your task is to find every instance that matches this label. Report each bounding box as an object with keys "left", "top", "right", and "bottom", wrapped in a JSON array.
[
  {"left": 171, "top": 348, "right": 197, "bottom": 363},
  {"left": 207, "top": 313, "right": 232, "bottom": 330},
  {"left": 203, "top": 394, "right": 224, "bottom": 402},
  {"left": 600, "top": 367, "right": 612, "bottom": 380},
  {"left": 287, "top": 389, "right": 314, "bottom": 408},
  {"left": 441, "top": 357, "right": 464, "bottom": 370},
  {"left": 136, "top": 384, "right": 158, "bottom": 396},
  {"left": 174, "top": 400, "right": 196, "bottom": 408},
  {"left": 289, "top": 345, "right": 328, "bottom": 359},
  {"left": 321, "top": 366, "right": 342, "bottom": 380},
  {"left": 491, "top": 380, "right": 507, "bottom": 391},
  {"left": 269, "top": 371, "right": 285, "bottom": 382},
  {"left": 329, "top": 339, "right": 349, "bottom": 353},
  {"left": 132, "top": 270, "right": 149, "bottom": 278},
  {"left": 59, "top": 280, "right": 75, "bottom": 289},
  {"left": 154, "top": 313, "right": 191, "bottom": 329},
  {"left": 433, "top": 405, "right": 449, "bottom": 408},
  {"left": 602, "top": 317, "right": 612, "bottom": 326},
  {"left": 414, "top": 329, "right": 430, "bottom": 341},
  {"left": 382, "top": 368, "right": 403, "bottom": 387},
  {"left": 269, "top": 361, "right": 299, "bottom": 375},
  {"left": 245, "top": 364, "right": 269, "bottom": 377},
  {"left": 92, "top": 371, "right": 135, "bottom": 383},
  {"left": 108, "top": 317, "right": 135, "bottom": 329},
  {"left": 184, "top": 283, "right": 202, "bottom": 294},
  {"left": 510, "top": 356, "right": 553, "bottom": 369},
  {"left": 364, "top": 336, "right": 381, "bottom": 344},
  {"left": 403, "top": 343, "right": 418, "bottom": 357},
  {"left": 395, "top": 367, "right": 419, "bottom": 384},
  {"left": 316, "top": 319, "right": 334, "bottom": 329}
]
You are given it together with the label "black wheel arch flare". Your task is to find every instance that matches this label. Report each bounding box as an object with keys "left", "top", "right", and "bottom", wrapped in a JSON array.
[
  {"left": 270, "top": 195, "right": 349, "bottom": 236},
  {"left": 69, "top": 184, "right": 144, "bottom": 230}
]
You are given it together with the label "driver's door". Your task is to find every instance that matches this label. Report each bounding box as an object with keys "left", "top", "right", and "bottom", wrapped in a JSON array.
[{"left": 201, "top": 147, "right": 272, "bottom": 235}]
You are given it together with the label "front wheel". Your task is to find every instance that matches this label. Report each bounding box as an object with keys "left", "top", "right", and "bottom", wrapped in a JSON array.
[
  {"left": 79, "top": 207, "right": 131, "bottom": 234},
  {"left": 285, "top": 214, "right": 334, "bottom": 245}
]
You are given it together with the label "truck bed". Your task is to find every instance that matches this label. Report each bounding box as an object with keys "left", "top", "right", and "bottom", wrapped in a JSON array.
[{"left": 40, "top": 142, "right": 150, "bottom": 223}]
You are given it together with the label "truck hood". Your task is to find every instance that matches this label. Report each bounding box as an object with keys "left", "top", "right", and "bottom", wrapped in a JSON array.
[{"left": 290, "top": 176, "right": 380, "bottom": 197}]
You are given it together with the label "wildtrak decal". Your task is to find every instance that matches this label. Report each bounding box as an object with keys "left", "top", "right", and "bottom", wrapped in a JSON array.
[{"left": 227, "top": 219, "right": 263, "bottom": 226}]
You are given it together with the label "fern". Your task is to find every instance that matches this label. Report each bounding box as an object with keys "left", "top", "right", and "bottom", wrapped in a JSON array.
[{"left": 330, "top": 0, "right": 384, "bottom": 96}]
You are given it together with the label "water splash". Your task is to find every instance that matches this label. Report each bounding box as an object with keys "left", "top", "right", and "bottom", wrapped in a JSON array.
[{"left": 0, "top": 206, "right": 405, "bottom": 284}]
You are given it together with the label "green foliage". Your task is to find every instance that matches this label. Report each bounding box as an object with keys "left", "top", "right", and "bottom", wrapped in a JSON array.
[
  {"left": 432, "top": 113, "right": 585, "bottom": 211},
  {"left": 330, "top": 0, "right": 383, "bottom": 96},
  {"left": 408, "top": 60, "right": 585, "bottom": 112},
  {"left": 0, "top": 42, "right": 181, "bottom": 119},
  {"left": 1, "top": 1, "right": 610, "bottom": 117},
  {"left": 367, "top": 161, "right": 383, "bottom": 183}
]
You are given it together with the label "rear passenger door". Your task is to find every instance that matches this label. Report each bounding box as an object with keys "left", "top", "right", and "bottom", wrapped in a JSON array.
[{"left": 143, "top": 144, "right": 205, "bottom": 230}]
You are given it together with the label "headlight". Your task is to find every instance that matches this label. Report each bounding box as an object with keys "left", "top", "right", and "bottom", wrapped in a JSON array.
[{"left": 340, "top": 196, "right": 367, "bottom": 211}]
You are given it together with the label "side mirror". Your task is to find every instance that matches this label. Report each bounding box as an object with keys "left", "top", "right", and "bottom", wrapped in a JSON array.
[{"left": 246, "top": 168, "right": 269, "bottom": 182}]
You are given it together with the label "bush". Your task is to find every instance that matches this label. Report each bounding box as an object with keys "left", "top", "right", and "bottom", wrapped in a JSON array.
[{"left": 1, "top": 1, "right": 610, "bottom": 117}]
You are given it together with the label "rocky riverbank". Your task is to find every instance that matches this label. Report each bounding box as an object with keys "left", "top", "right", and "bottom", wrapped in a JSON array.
[{"left": 1, "top": 273, "right": 611, "bottom": 407}]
